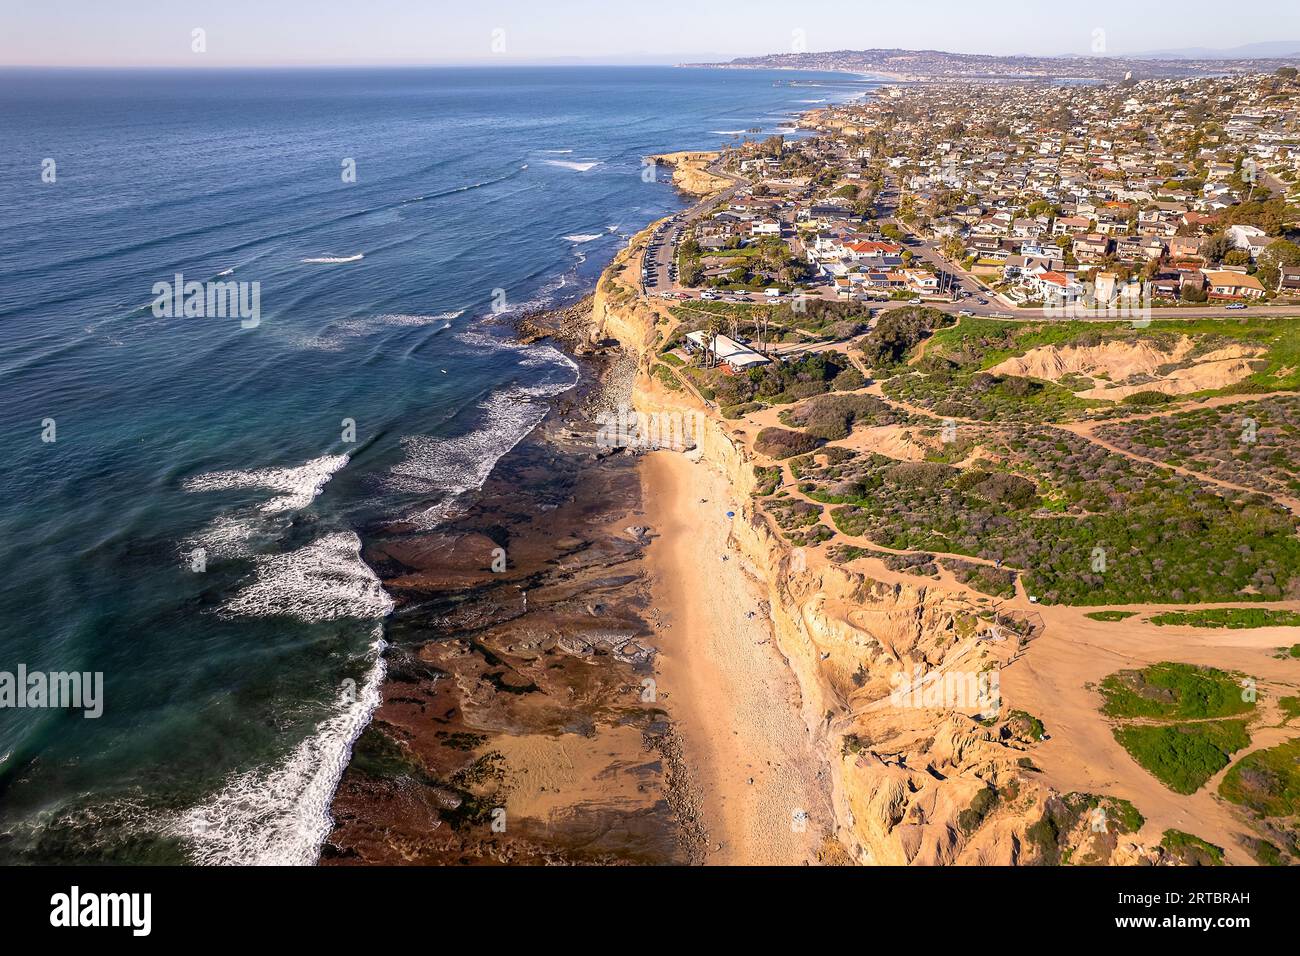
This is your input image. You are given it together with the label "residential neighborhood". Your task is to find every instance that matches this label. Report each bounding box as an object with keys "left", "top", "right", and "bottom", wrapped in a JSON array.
[{"left": 652, "top": 68, "right": 1300, "bottom": 319}]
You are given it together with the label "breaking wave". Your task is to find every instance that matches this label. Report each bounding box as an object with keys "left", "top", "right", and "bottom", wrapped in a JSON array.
[
  {"left": 219, "top": 531, "right": 393, "bottom": 621},
  {"left": 182, "top": 454, "right": 349, "bottom": 559},
  {"left": 300, "top": 253, "right": 364, "bottom": 264},
  {"left": 298, "top": 310, "right": 463, "bottom": 352},
  {"left": 542, "top": 159, "right": 600, "bottom": 172},
  {"left": 184, "top": 454, "right": 349, "bottom": 515},
  {"left": 169, "top": 625, "right": 387, "bottom": 865},
  {"left": 389, "top": 337, "right": 578, "bottom": 528}
]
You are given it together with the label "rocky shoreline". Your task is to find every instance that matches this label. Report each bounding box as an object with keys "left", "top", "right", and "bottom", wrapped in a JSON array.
[{"left": 323, "top": 302, "right": 708, "bottom": 865}]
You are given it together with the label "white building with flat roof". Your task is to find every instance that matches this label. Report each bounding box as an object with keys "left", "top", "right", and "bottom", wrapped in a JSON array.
[{"left": 683, "top": 331, "right": 772, "bottom": 371}]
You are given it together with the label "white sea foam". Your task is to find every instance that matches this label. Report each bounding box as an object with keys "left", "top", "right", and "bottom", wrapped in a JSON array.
[
  {"left": 184, "top": 454, "right": 350, "bottom": 515},
  {"left": 299, "top": 310, "right": 463, "bottom": 352},
  {"left": 170, "top": 625, "right": 388, "bottom": 865},
  {"left": 300, "top": 254, "right": 364, "bottom": 264},
  {"left": 539, "top": 149, "right": 574, "bottom": 154},
  {"left": 390, "top": 351, "right": 576, "bottom": 530},
  {"left": 188, "top": 513, "right": 263, "bottom": 559},
  {"left": 563, "top": 233, "right": 604, "bottom": 244},
  {"left": 221, "top": 531, "right": 394, "bottom": 622},
  {"left": 710, "top": 130, "right": 746, "bottom": 135},
  {"left": 389, "top": 388, "right": 548, "bottom": 498},
  {"left": 183, "top": 454, "right": 350, "bottom": 560},
  {"left": 453, "top": 328, "right": 580, "bottom": 376},
  {"left": 542, "top": 159, "right": 600, "bottom": 172}
]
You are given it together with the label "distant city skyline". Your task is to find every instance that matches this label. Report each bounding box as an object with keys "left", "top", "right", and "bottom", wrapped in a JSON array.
[{"left": 4, "top": 0, "right": 1300, "bottom": 68}]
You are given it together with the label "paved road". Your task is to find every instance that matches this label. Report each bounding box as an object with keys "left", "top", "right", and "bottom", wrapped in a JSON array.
[
  {"left": 641, "top": 160, "right": 746, "bottom": 297},
  {"left": 641, "top": 166, "right": 1298, "bottom": 322}
]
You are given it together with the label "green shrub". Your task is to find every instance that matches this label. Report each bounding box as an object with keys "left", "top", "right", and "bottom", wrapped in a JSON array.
[
  {"left": 1149, "top": 608, "right": 1300, "bottom": 629},
  {"left": 1123, "top": 390, "right": 1175, "bottom": 407},
  {"left": 1100, "top": 663, "right": 1252, "bottom": 720},
  {"left": 1085, "top": 610, "right": 1137, "bottom": 622},
  {"left": 1113, "top": 720, "right": 1250, "bottom": 794},
  {"left": 1160, "top": 829, "right": 1225, "bottom": 865},
  {"left": 754, "top": 427, "right": 824, "bottom": 460},
  {"left": 1219, "top": 738, "right": 1300, "bottom": 816}
]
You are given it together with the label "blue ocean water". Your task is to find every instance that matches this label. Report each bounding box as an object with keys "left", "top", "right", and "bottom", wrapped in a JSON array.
[{"left": 0, "top": 65, "right": 872, "bottom": 863}]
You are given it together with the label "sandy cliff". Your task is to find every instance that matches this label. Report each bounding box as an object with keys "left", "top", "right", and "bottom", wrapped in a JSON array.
[
  {"left": 593, "top": 215, "right": 1185, "bottom": 866},
  {"left": 646, "top": 151, "right": 733, "bottom": 196}
]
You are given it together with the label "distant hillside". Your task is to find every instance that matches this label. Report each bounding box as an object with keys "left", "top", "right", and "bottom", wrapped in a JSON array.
[
  {"left": 684, "top": 48, "right": 1300, "bottom": 82},
  {"left": 1131, "top": 41, "right": 1300, "bottom": 60}
]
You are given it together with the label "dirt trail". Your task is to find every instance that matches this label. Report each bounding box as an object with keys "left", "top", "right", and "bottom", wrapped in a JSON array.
[{"left": 1001, "top": 604, "right": 1300, "bottom": 865}]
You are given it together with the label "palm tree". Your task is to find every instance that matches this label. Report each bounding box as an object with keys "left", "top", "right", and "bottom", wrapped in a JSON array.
[{"left": 704, "top": 317, "right": 724, "bottom": 368}]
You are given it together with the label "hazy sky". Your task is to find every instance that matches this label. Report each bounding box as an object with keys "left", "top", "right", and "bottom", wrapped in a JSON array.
[{"left": 4, "top": 0, "right": 1300, "bottom": 67}]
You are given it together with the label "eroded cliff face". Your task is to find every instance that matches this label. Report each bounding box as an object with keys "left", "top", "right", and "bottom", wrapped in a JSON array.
[
  {"left": 645, "top": 151, "right": 732, "bottom": 196},
  {"left": 595, "top": 216, "right": 1166, "bottom": 866}
]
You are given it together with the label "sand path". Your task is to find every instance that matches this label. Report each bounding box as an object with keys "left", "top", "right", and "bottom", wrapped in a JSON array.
[
  {"left": 1001, "top": 605, "right": 1300, "bottom": 864},
  {"left": 641, "top": 449, "right": 832, "bottom": 865}
]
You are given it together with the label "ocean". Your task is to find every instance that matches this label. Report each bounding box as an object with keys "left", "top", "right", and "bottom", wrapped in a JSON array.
[{"left": 0, "top": 65, "right": 873, "bottom": 864}]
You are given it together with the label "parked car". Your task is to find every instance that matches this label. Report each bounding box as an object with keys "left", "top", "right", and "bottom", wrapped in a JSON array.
[{"left": 1226, "top": 302, "right": 1247, "bottom": 310}]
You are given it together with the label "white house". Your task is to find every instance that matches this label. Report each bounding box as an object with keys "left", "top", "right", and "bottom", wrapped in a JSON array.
[{"left": 1227, "top": 224, "right": 1266, "bottom": 251}]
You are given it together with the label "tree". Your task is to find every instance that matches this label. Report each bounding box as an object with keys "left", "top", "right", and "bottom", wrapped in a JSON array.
[
  {"left": 1199, "top": 233, "right": 1234, "bottom": 265},
  {"left": 1224, "top": 199, "right": 1289, "bottom": 236},
  {"left": 941, "top": 236, "right": 966, "bottom": 261},
  {"left": 704, "top": 317, "right": 724, "bottom": 368},
  {"left": 680, "top": 257, "right": 701, "bottom": 287},
  {"left": 1256, "top": 239, "right": 1300, "bottom": 291}
]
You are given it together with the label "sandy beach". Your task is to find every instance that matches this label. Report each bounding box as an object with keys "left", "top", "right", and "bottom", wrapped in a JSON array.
[{"left": 641, "top": 449, "right": 833, "bottom": 865}]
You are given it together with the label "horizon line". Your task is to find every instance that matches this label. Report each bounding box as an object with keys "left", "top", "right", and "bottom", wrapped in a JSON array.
[{"left": 7, "top": 43, "right": 1300, "bottom": 72}]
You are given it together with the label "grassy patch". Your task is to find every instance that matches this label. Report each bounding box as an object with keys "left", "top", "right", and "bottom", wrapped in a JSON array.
[
  {"left": 1007, "top": 709, "right": 1046, "bottom": 741},
  {"left": 1099, "top": 663, "right": 1253, "bottom": 720},
  {"left": 779, "top": 392, "right": 906, "bottom": 440},
  {"left": 799, "top": 426, "right": 1300, "bottom": 606},
  {"left": 752, "top": 465, "right": 783, "bottom": 497},
  {"left": 1096, "top": 395, "right": 1300, "bottom": 501},
  {"left": 1219, "top": 738, "right": 1300, "bottom": 817},
  {"left": 828, "top": 544, "right": 940, "bottom": 576},
  {"left": 652, "top": 364, "right": 683, "bottom": 391},
  {"left": 1027, "top": 792, "right": 1146, "bottom": 865},
  {"left": 882, "top": 366, "right": 1103, "bottom": 423},
  {"left": 1149, "top": 608, "right": 1300, "bottom": 629},
  {"left": 919, "top": 315, "right": 1300, "bottom": 397},
  {"left": 957, "top": 786, "right": 998, "bottom": 834},
  {"left": 1112, "top": 720, "right": 1250, "bottom": 794},
  {"left": 1085, "top": 610, "right": 1137, "bottom": 621},
  {"left": 1160, "top": 829, "right": 1225, "bottom": 866},
  {"left": 1242, "top": 836, "right": 1286, "bottom": 866}
]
